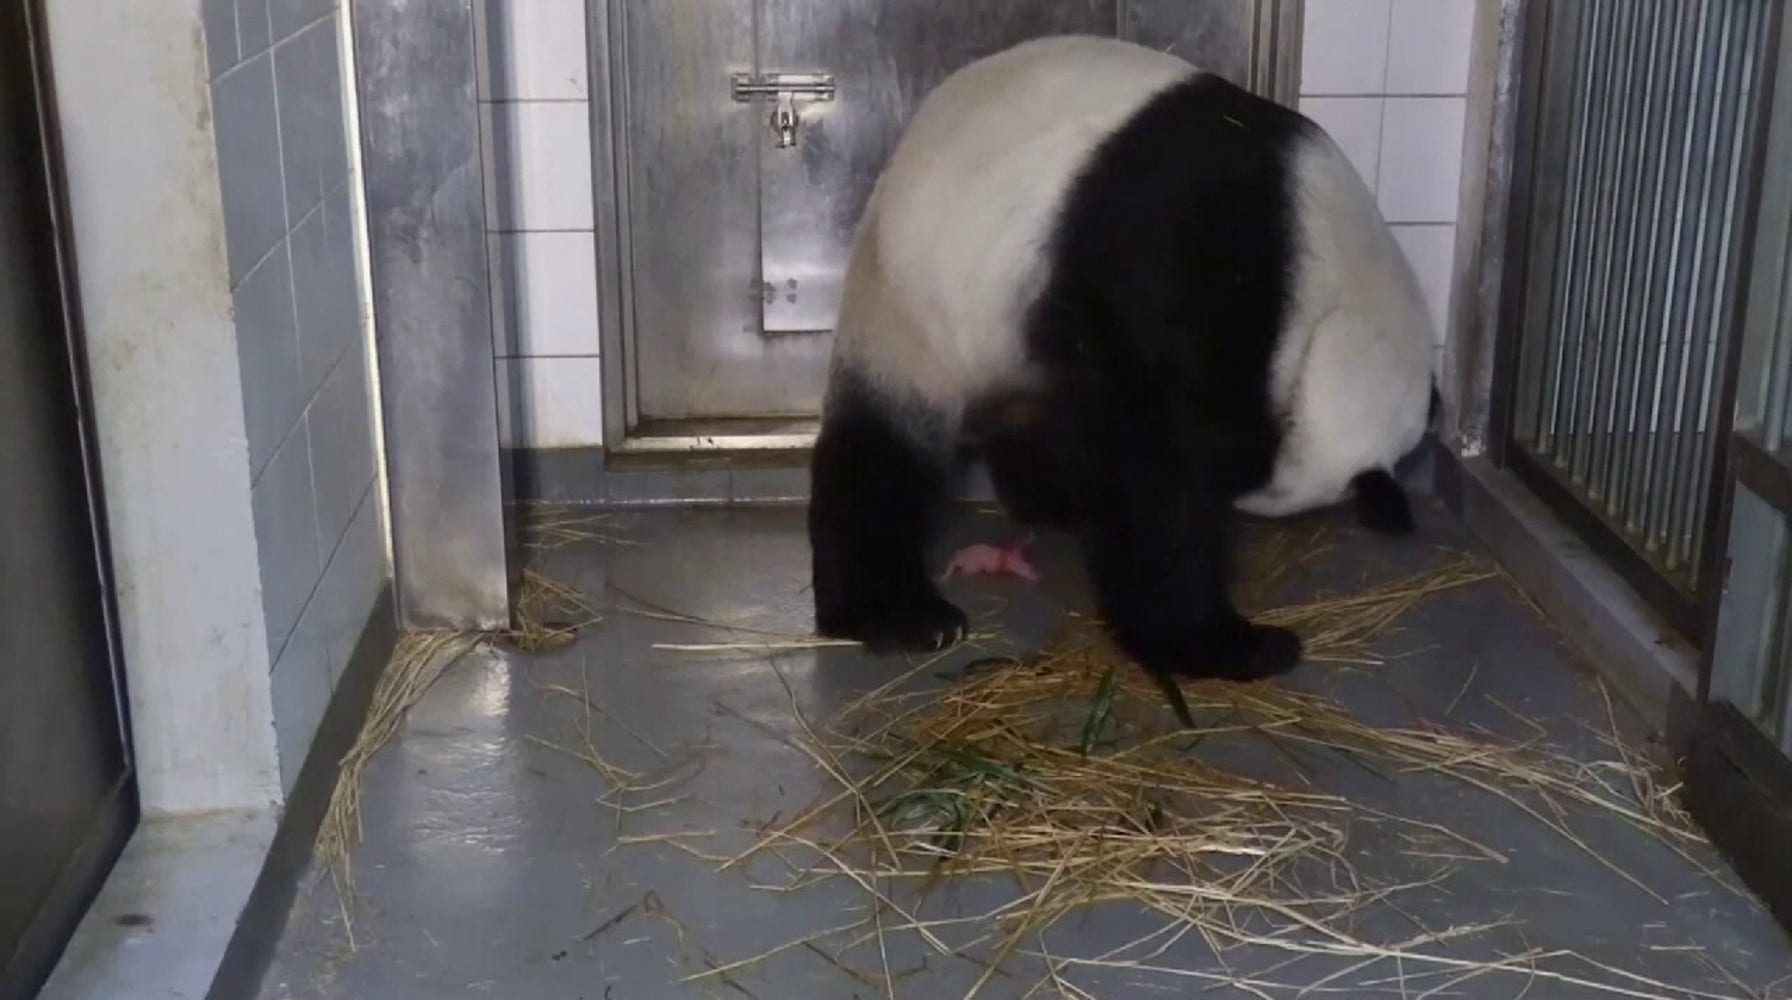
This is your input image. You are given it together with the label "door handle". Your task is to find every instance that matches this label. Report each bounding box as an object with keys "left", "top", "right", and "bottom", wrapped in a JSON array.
[{"left": 731, "top": 72, "right": 835, "bottom": 149}]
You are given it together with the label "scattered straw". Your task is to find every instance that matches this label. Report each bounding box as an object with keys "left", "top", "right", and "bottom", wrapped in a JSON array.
[
  {"left": 520, "top": 501, "right": 640, "bottom": 551},
  {"left": 1248, "top": 556, "right": 1496, "bottom": 664},
  {"left": 630, "top": 559, "right": 1756, "bottom": 998},
  {"left": 506, "top": 569, "right": 603, "bottom": 652},
  {"left": 317, "top": 630, "right": 484, "bottom": 941},
  {"left": 317, "top": 564, "right": 608, "bottom": 942}
]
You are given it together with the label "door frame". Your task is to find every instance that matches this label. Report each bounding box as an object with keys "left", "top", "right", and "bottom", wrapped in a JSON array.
[
  {"left": 1682, "top": 0, "right": 1792, "bottom": 931},
  {"left": 0, "top": 1, "right": 139, "bottom": 993},
  {"left": 586, "top": 0, "right": 1305, "bottom": 457}
]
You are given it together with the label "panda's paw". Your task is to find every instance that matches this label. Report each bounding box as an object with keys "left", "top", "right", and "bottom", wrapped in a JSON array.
[
  {"left": 1229, "top": 624, "right": 1303, "bottom": 680},
  {"left": 1142, "top": 620, "right": 1302, "bottom": 682},
  {"left": 819, "top": 592, "right": 969, "bottom": 655}
]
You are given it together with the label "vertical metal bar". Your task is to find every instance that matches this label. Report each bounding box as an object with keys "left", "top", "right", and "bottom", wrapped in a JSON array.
[
  {"left": 1664, "top": 0, "right": 1743, "bottom": 573},
  {"left": 1540, "top": 0, "right": 1608, "bottom": 463},
  {"left": 1555, "top": 0, "right": 1616, "bottom": 474},
  {"left": 1607, "top": 0, "right": 1670, "bottom": 520},
  {"left": 1687, "top": 1, "right": 1769, "bottom": 580},
  {"left": 1616, "top": 0, "right": 1681, "bottom": 525},
  {"left": 1592, "top": 0, "right": 1658, "bottom": 509},
  {"left": 1627, "top": 0, "right": 1698, "bottom": 534},
  {"left": 1578, "top": 0, "right": 1644, "bottom": 500},
  {"left": 1512, "top": 0, "right": 1581, "bottom": 451},
  {"left": 1641, "top": 0, "right": 1717, "bottom": 556}
]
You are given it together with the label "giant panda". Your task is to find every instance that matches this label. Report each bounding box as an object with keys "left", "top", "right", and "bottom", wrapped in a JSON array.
[{"left": 808, "top": 35, "right": 1436, "bottom": 684}]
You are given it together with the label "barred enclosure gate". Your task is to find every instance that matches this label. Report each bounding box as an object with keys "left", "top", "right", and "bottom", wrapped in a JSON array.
[
  {"left": 1693, "top": 0, "right": 1792, "bottom": 927},
  {"left": 1497, "top": 0, "right": 1781, "bottom": 640}
]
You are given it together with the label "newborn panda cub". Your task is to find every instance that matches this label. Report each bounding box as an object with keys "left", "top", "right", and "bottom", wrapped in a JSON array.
[{"left": 808, "top": 35, "right": 1436, "bottom": 687}]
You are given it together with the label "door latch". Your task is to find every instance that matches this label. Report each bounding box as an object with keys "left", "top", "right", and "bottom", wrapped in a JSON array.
[{"left": 731, "top": 72, "right": 836, "bottom": 149}]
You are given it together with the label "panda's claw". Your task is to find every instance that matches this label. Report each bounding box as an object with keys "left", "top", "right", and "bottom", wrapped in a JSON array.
[{"left": 821, "top": 591, "right": 969, "bottom": 656}]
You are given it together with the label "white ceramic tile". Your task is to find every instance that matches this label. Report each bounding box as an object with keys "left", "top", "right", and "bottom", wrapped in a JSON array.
[
  {"left": 1300, "top": 0, "right": 1391, "bottom": 96},
  {"left": 489, "top": 231, "right": 601, "bottom": 357},
  {"left": 1377, "top": 97, "right": 1467, "bottom": 223},
  {"left": 1300, "top": 97, "right": 1384, "bottom": 192},
  {"left": 497, "top": 357, "right": 603, "bottom": 448},
  {"left": 1390, "top": 224, "right": 1456, "bottom": 345},
  {"left": 486, "top": 101, "right": 594, "bottom": 230},
  {"left": 485, "top": 0, "right": 588, "bottom": 101},
  {"left": 1386, "top": 0, "right": 1475, "bottom": 94}
]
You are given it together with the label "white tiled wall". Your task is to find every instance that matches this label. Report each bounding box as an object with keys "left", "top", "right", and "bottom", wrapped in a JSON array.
[
  {"left": 476, "top": 0, "right": 605, "bottom": 450},
  {"left": 1299, "top": 0, "right": 1476, "bottom": 349}
]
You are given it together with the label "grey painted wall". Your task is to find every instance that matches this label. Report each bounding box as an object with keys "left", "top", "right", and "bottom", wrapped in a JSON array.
[{"left": 202, "top": 0, "right": 386, "bottom": 792}]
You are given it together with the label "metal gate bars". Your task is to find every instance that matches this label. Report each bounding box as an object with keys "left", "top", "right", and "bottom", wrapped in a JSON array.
[{"left": 1498, "top": 0, "right": 1781, "bottom": 639}]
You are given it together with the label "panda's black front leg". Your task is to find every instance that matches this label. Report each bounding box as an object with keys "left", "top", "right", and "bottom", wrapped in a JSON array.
[
  {"left": 1083, "top": 428, "right": 1302, "bottom": 683},
  {"left": 809, "top": 378, "right": 968, "bottom": 653}
]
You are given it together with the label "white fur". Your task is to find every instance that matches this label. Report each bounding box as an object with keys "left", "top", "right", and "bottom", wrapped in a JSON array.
[
  {"left": 833, "top": 37, "right": 1190, "bottom": 417},
  {"left": 1234, "top": 135, "right": 1435, "bottom": 516},
  {"left": 833, "top": 35, "right": 1434, "bottom": 517}
]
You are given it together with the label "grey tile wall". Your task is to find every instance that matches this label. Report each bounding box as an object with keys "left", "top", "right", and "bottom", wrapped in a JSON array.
[
  {"left": 232, "top": 244, "right": 304, "bottom": 476},
  {"left": 204, "top": 0, "right": 386, "bottom": 794},
  {"left": 211, "top": 57, "right": 285, "bottom": 285},
  {"left": 252, "top": 416, "right": 322, "bottom": 659}
]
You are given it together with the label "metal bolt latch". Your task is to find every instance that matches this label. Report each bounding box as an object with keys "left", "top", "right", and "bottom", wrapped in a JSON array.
[{"left": 731, "top": 72, "right": 835, "bottom": 149}]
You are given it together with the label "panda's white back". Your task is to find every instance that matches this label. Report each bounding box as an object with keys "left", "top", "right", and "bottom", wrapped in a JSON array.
[
  {"left": 835, "top": 36, "right": 1192, "bottom": 417},
  {"left": 832, "top": 34, "right": 1434, "bottom": 516}
]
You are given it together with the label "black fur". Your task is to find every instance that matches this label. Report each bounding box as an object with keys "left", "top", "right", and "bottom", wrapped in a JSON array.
[
  {"left": 1016, "top": 74, "right": 1308, "bottom": 681},
  {"left": 967, "top": 389, "right": 1087, "bottom": 531},
  {"left": 810, "top": 371, "right": 966, "bottom": 652},
  {"left": 812, "top": 72, "right": 1314, "bottom": 683},
  {"left": 1351, "top": 469, "right": 1415, "bottom": 535}
]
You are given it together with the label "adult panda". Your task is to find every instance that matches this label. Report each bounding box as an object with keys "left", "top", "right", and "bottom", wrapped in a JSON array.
[{"left": 809, "top": 35, "right": 1436, "bottom": 685}]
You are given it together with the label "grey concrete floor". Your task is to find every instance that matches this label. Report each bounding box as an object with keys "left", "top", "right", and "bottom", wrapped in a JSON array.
[{"left": 259, "top": 501, "right": 1792, "bottom": 1000}]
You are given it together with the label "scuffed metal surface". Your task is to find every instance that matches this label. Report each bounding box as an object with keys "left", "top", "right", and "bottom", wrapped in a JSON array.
[{"left": 351, "top": 0, "right": 510, "bottom": 629}]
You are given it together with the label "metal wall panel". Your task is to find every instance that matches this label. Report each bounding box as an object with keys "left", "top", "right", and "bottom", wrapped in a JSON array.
[
  {"left": 1124, "top": 0, "right": 1302, "bottom": 102},
  {"left": 353, "top": 0, "right": 510, "bottom": 629},
  {"left": 620, "top": 2, "right": 762, "bottom": 423}
]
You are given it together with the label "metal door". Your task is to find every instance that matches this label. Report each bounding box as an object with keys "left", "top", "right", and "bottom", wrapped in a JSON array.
[
  {"left": 603, "top": 0, "right": 1300, "bottom": 451},
  {"left": 0, "top": 3, "right": 137, "bottom": 996}
]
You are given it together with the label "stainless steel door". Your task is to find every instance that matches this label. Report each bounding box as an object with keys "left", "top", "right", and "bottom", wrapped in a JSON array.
[
  {"left": 0, "top": 4, "right": 136, "bottom": 996},
  {"left": 609, "top": 0, "right": 1295, "bottom": 447}
]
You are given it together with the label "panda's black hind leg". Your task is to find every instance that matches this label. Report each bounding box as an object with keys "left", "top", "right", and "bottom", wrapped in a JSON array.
[
  {"left": 1351, "top": 469, "right": 1415, "bottom": 536},
  {"left": 1081, "top": 408, "right": 1303, "bottom": 684},
  {"left": 809, "top": 375, "right": 967, "bottom": 653}
]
